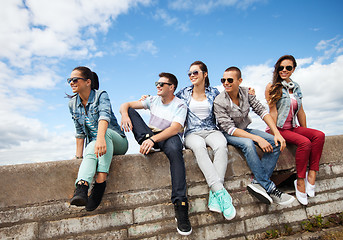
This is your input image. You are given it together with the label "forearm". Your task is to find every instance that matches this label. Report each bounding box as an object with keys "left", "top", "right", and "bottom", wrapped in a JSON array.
[
  {"left": 97, "top": 120, "right": 109, "bottom": 140},
  {"left": 150, "top": 124, "right": 181, "bottom": 143},
  {"left": 297, "top": 107, "right": 307, "bottom": 127},
  {"left": 232, "top": 128, "right": 260, "bottom": 142},
  {"left": 75, "top": 138, "right": 84, "bottom": 157},
  {"left": 263, "top": 114, "right": 279, "bottom": 135}
]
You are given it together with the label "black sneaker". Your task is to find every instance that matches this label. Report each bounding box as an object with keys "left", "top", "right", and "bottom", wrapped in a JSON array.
[
  {"left": 70, "top": 180, "right": 89, "bottom": 206},
  {"left": 86, "top": 181, "right": 106, "bottom": 211},
  {"left": 174, "top": 200, "right": 192, "bottom": 236}
]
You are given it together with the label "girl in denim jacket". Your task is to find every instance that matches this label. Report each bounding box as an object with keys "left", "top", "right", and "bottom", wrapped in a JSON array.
[
  {"left": 68, "top": 66, "right": 128, "bottom": 211},
  {"left": 265, "top": 55, "right": 325, "bottom": 205},
  {"left": 176, "top": 61, "right": 236, "bottom": 221}
]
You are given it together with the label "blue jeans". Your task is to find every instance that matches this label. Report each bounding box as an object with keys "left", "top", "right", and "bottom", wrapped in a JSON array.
[
  {"left": 128, "top": 108, "right": 187, "bottom": 203},
  {"left": 224, "top": 129, "right": 280, "bottom": 193}
]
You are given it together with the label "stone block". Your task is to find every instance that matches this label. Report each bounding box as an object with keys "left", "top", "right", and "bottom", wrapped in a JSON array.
[
  {"left": 317, "top": 176, "right": 343, "bottom": 193},
  {"left": 73, "top": 229, "right": 128, "bottom": 240},
  {"left": 39, "top": 210, "right": 132, "bottom": 239},
  {"left": 0, "top": 222, "right": 38, "bottom": 240},
  {"left": 306, "top": 200, "right": 343, "bottom": 217},
  {"left": 134, "top": 203, "right": 173, "bottom": 224},
  {"left": 331, "top": 163, "right": 343, "bottom": 175},
  {"left": 245, "top": 209, "right": 307, "bottom": 233},
  {"left": 188, "top": 184, "right": 208, "bottom": 197},
  {"left": 128, "top": 219, "right": 176, "bottom": 238}
]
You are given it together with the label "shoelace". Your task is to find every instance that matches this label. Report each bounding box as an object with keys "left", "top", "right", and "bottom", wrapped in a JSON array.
[
  {"left": 217, "top": 192, "right": 232, "bottom": 211},
  {"left": 271, "top": 188, "right": 283, "bottom": 198}
]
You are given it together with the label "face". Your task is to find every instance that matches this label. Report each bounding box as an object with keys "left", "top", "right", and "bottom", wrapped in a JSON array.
[
  {"left": 156, "top": 77, "right": 173, "bottom": 96},
  {"left": 68, "top": 70, "right": 91, "bottom": 93},
  {"left": 278, "top": 59, "right": 295, "bottom": 81},
  {"left": 222, "top": 71, "right": 241, "bottom": 94},
  {"left": 188, "top": 65, "right": 207, "bottom": 86}
]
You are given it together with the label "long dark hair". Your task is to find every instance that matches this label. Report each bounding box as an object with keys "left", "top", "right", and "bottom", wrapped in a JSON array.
[
  {"left": 268, "top": 55, "right": 297, "bottom": 105},
  {"left": 190, "top": 61, "right": 210, "bottom": 88},
  {"left": 66, "top": 66, "right": 99, "bottom": 98}
]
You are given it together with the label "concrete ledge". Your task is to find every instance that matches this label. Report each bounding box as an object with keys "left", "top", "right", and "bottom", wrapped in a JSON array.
[{"left": 0, "top": 135, "right": 342, "bottom": 239}]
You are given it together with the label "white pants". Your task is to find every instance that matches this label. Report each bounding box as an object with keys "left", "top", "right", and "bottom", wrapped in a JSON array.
[{"left": 184, "top": 130, "right": 228, "bottom": 192}]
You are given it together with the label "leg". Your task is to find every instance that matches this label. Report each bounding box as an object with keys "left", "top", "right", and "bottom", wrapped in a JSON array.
[
  {"left": 293, "top": 127, "right": 325, "bottom": 185},
  {"left": 246, "top": 129, "right": 280, "bottom": 179},
  {"left": 159, "top": 135, "right": 187, "bottom": 203},
  {"left": 87, "top": 129, "right": 128, "bottom": 211},
  {"left": 224, "top": 132, "right": 275, "bottom": 193},
  {"left": 204, "top": 130, "right": 229, "bottom": 186},
  {"left": 184, "top": 131, "right": 223, "bottom": 192},
  {"left": 278, "top": 128, "right": 312, "bottom": 192},
  {"left": 128, "top": 108, "right": 155, "bottom": 144},
  {"left": 76, "top": 140, "right": 98, "bottom": 185}
]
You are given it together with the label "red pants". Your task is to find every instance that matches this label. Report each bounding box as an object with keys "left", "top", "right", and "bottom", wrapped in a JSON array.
[{"left": 269, "top": 127, "right": 325, "bottom": 178}]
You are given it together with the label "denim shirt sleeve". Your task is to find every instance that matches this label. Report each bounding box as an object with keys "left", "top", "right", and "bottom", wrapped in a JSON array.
[
  {"left": 68, "top": 97, "right": 86, "bottom": 139},
  {"left": 97, "top": 91, "right": 112, "bottom": 123}
]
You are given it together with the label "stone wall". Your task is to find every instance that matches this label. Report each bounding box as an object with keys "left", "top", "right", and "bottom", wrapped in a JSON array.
[{"left": 0, "top": 135, "right": 342, "bottom": 239}]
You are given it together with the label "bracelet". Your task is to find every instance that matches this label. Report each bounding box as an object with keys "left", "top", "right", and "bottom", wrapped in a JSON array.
[
  {"left": 75, "top": 156, "right": 83, "bottom": 159},
  {"left": 148, "top": 138, "right": 156, "bottom": 144}
]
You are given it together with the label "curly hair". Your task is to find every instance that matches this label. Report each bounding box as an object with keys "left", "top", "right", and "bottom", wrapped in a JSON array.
[{"left": 268, "top": 55, "right": 297, "bottom": 105}]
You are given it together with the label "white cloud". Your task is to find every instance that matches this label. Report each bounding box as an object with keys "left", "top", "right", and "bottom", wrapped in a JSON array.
[
  {"left": 0, "top": 0, "right": 152, "bottom": 165},
  {"left": 113, "top": 40, "right": 158, "bottom": 56},
  {"left": 153, "top": 9, "right": 189, "bottom": 32},
  {"left": 168, "top": 0, "right": 266, "bottom": 14}
]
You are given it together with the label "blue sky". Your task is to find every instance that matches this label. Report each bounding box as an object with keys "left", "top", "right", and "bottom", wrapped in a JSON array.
[{"left": 1, "top": 0, "right": 342, "bottom": 165}]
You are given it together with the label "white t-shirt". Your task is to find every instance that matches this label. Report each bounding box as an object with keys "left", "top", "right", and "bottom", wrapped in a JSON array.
[{"left": 189, "top": 97, "right": 210, "bottom": 120}]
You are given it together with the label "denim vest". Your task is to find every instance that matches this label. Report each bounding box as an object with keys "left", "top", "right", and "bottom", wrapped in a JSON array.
[
  {"left": 276, "top": 81, "right": 303, "bottom": 128},
  {"left": 176, "top": 86, "right": 220, "bottom": 137},
  {"left": 68, "top": 89, "right": 125, "bottom": 146}
]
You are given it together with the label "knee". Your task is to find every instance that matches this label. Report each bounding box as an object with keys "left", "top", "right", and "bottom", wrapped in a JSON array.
[
  {"left": 316, "top": 131, "right": 325, "bottom": 142},
  {"left": 241, "top": 139, "right": 255, "bottom": 150}
]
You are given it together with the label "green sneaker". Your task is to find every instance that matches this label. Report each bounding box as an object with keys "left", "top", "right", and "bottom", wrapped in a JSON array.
[
  {"left": 208, "top": 190, "right": 221, "bottom": 213},
  {"left": 214, "top": 189, "right": 236, "bottom": 221}
]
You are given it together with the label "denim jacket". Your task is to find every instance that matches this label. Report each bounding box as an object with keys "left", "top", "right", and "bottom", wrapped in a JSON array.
[
  {"left": 68, "top": 89, "right": 125, "bottom": 146},
  {"left": 276, "top": 80, "right": 303, "bottom": 128},
  {"left": 176, "top": 86, "right": 220, "bottom": 137}
]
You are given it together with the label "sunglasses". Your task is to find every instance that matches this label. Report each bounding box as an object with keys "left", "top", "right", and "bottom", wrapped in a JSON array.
[
  {"left": 155, "top": 81, "right": 173, "bottom": 87},
  {"left": 221, "top": 78, "right": 234, "bottom": 84},
  {"left": 187, "top": 70, "right": 203, "bottom": 77},
  {"left": 67, "top": 77, "right": 87, "bottom": 84},
  {"left": 278, "top": 65, "right": 293, "bottom": 72}
]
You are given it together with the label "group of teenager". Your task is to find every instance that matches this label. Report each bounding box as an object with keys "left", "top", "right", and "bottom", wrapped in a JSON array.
[{"left": 67, "top": 55, "right": 325, "bottom": 236}]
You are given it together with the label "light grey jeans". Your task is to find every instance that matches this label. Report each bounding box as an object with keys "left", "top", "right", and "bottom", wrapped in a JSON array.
[{"left": 184, "top": 130, "right": 228, "bottom": 192}]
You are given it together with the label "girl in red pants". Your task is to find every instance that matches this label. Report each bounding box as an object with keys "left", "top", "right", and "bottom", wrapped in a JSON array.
[{"left": 265, "top": 55, "right": 325, "bottom": 205}]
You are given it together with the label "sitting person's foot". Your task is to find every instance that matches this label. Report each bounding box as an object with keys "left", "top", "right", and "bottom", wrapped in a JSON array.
[
  {"left": 269, "top": 187, "right": 295, "bottom": 205},
  {"left": 247, "top": 183, "right": 273, "bottom": 204}
]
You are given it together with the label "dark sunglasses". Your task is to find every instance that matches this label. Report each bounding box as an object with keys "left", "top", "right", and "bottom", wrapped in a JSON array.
[
  {"left": 155, "top": 81, "right": 172, "bottom": 87},
  {"left": 278, "top": 65, "right": 293, "bottom": 72},
  {"left": 187, "top": 70, "right": 202, "bottom": 77},
  {"left": 221, "top": 78, "right": 234, "bottom": 84},
  {"left": 67, "top": 77, "right": 87, "bottom": 84}
]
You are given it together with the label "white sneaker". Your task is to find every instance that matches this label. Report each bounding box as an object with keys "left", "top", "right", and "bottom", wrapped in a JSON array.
[
  {"left": 306, "top": 172, "right": 315, "bottom": 197},
  {"left": 294, "top": 180, "right": 308, "bottom": 205}
]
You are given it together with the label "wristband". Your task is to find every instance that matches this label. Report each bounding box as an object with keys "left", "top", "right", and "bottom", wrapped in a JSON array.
[
  {"left": 75, "top": 156, "right": 83, "bottom": 159},
  {"left": 149, "top": 138, "right": 156, "bottom": 144}
]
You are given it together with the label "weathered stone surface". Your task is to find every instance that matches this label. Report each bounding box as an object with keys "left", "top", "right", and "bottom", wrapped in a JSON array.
[
  {"left": 0, "top": 135, "right": 342, "bottom": 239},
  {"left": 39, "top": 210, "right": 133, "bottom": 239},
  {"left": 0, "top": 222, "right": 38, "bottom": 240}
]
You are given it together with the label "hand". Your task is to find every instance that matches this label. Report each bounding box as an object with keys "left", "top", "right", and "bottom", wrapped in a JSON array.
[
  {"left": 140, "top": 138, "right": 154, "bottom": 155},
  {"left": 256, "top": 136, "right": 273, "bottom": 153},
  {"left": 94, "top": 137, "right": 107, "bottom": 158},
  {"left": 139, "top": 95, "right": 150, "bottom": 101},
  {"left": 274, "top": 133, "right": 286, "bottom": 152},
  {"left": 121, "top": 115, "right": 133, "bottom": 132},
  {"left": 248, "top": 87, "right": 255, "bottom": 95}
]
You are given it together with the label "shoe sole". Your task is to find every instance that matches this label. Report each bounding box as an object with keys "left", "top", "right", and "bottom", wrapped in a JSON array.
[
  {"left": 70, "top": 196, "right": 87, "bottom": 206},
  {"left": 247, "top": 185, "right": 273, "bottom": 204},
  {"left": 175, "top": 218, "right": 192, "bottom": 236},
  {"left": 208, "top": 206, "right": 222, "bottom": 213},
  {"left": 224, "top": 206, "right": 236, "bottom": 221}
]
